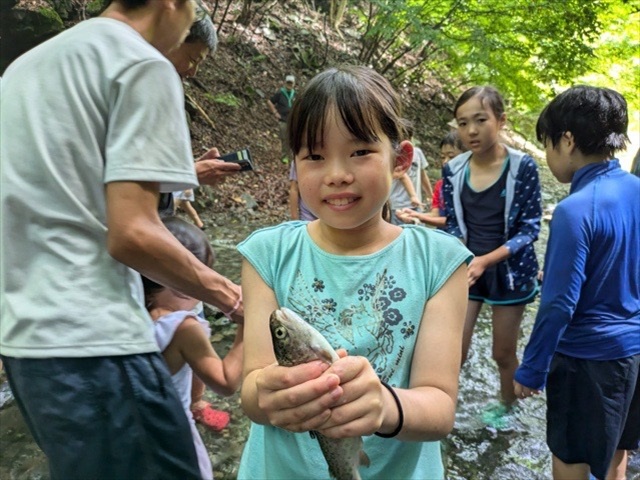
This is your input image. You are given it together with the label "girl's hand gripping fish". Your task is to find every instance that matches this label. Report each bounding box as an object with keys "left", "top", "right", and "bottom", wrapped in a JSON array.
[{"left": 269, "top": 308, "right": 370, "bottom": 480}]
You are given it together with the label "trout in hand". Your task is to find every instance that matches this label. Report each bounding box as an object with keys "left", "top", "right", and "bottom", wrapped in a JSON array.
[{"left": 270, "top": 308, "right": 370, "bottom": 480}]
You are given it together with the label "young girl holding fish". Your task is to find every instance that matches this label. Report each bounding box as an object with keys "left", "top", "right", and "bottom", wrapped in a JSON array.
[{"left": 237, "top": 66, "right": 472, "bottom": 479}]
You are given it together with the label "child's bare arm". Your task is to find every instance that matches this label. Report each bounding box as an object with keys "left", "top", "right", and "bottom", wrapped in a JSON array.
[
  {"left": 420, "top": 169, "right": 433, "bottom": 199},
  {"left": 399, "top": 174, "right": 422, "bottom": 207},
  {"left": 397, "top": 208, "right": 446, "bottom": 228},
  {"left": 240, "top": 260, "right": 342, "bottom": 429},
  {"left": 420, "top": 212, "right": 446, "bottom": 228},
  {"left": 176, "top": 317, "right": 244, "bottom": 397}
]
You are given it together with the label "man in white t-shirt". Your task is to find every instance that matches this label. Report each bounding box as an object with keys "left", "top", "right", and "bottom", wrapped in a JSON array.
[{"left": 0, "top": 1, "right": 241, "bottom": 477}]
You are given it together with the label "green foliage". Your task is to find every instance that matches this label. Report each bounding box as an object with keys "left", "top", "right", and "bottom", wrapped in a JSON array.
[
  {"left": 571, "top": 3, "right": 639, "bottom": 117},
  {"left": 36, "top": 6, "right": 64, "bottom": 26},
  {"left": 352, "top": 0, "right": 637, "bottom": 134},
  {"left": 208, "top": 92, "right": 242, "bottom": 107}
]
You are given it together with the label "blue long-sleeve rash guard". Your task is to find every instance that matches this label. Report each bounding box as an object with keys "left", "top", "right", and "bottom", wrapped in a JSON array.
[{"left": 515, "top": 159, "right": 640, "bottom": 390}]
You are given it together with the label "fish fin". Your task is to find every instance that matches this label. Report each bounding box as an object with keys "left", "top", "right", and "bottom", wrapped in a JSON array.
[
  {"left": 312, "top": 345, "right": 339, "bottom": 364},
  {"left": 359, "top": 449, "right": 370, "bottom": 468},
  {"left": 309, "top": 430, "right": 318, "bottom": 439}
]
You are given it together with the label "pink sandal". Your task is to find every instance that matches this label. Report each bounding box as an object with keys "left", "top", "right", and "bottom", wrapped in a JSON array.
[{"left": 191, "top": 403, "right": 230, "bottom": 432}]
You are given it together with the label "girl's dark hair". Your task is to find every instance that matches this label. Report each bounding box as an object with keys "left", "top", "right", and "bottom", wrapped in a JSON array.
[
  {"left": 288, "top": 66, "right": 409, "bottom": 155},
  {"left": 536, "top": 85, "right": 629, "bottom": 157},
  {"left": 453, "top": 86, "right": 505, "bottom": 120},
  {"left": 440, "top": 131, "right": 465, "bottom": 151},
  {"left": 142, "top": 217, "right": 215, "bottom": 297}
]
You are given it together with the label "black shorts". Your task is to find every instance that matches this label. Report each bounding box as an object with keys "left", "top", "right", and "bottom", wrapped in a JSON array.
[
  {"left": 468, "top": 261, "right": 538, "bottom": 305},
  {"left": 1, "top": 353, "right": 201, "bottom": 480},
  {"left": 546, "top": 352, "right": 640, "bottom": 479}
]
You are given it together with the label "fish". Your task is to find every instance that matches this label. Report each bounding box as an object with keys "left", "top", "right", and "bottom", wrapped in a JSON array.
[{"left": 270, "top": 307, "right": 370, "bottom": 480}]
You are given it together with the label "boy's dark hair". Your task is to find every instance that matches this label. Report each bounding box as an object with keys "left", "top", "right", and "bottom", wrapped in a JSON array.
[
  {"left": 536, "top": 86, "right": 629, "bottom": 157},
  {"left": 142, "top": 217, "right": 215, "bottom": 297},
  {"left": 440, "top": 131, "right": 465, "bottom": 151},
  {"left": 454, "top": 86, "right": 505, "bottom": 120},
  {"left": 288, "top": 66, "right": 409, "bottom": 156}
]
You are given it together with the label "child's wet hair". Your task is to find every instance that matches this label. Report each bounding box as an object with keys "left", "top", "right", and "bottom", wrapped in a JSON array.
[
  {"left": 287, "top": 66, "right": 410, "bottom": 156},
  {"left": 142, "top": 217, "right": 215, "bottom": 297},
  {"left": 536, "top": 85, "right": 628, "bottom": 157},
  {"left": 454, "top": 86, "right": 505, "bottom": 120},
  {"left": 440, "top": 131, "right": 465, "bottom": 151}
]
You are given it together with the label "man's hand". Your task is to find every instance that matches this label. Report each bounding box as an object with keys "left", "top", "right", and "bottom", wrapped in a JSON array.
[{"left": 195, "top": 147, "right": 242, "bottom": 186}]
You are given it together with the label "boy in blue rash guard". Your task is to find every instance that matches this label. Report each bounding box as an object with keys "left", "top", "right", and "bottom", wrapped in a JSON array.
[{"left": 514, "top": 86, "right": 640, "bottom": 480}]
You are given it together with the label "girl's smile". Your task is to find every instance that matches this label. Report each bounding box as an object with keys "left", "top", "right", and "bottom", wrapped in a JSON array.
[{"left": 324, "top": 194, "right": 360, "bottom": 209}]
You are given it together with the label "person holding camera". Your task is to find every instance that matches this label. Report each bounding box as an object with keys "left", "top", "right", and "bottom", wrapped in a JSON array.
[{"left": 159, "top": 2, "right": 243, "bottom": 218}]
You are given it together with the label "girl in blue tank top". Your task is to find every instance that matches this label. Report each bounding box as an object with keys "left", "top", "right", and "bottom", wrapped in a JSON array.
[{"left": 237, "top": 66, "right": 472, "bottom": 479}]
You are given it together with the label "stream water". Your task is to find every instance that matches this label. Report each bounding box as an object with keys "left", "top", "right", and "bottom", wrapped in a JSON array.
[{"left": 1, "top": 218, "right": 638, "bottom": 479}]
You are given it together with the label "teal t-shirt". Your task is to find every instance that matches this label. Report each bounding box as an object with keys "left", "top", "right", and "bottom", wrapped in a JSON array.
[{"left": 237, "top": 221, "right": 472, "bottom": 479}]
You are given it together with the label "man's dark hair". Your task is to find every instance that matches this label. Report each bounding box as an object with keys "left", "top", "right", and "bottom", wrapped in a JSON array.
[{"left": 536, "top": 85, "right": 628, "bottom": 157}]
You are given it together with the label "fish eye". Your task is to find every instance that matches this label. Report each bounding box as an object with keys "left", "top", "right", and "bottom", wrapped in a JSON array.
[{"left": 274, "top": 326, "right": 287, "bottom": 339}]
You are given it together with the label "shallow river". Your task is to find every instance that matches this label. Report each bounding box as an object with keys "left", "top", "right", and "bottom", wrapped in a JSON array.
[{"left": 1, "top": 218, "right": 638, "bottom": 479}]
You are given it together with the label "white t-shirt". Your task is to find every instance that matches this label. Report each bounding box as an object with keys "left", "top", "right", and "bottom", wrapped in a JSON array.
[
  {"left": 0, "top": 18, "right": 198, "bottom": 358},
  {"left": 388, "top": 147, "right": 428, "bottom": 210}
]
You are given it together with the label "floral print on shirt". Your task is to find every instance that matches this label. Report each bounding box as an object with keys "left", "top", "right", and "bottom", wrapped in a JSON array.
[{"left": 287, "top": 268, "right": 416, "bottom": 382}]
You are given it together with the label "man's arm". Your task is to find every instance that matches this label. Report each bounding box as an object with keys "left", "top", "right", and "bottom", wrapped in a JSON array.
[{"left": 105, "top": 181, "right": 243, "bottom": 322}]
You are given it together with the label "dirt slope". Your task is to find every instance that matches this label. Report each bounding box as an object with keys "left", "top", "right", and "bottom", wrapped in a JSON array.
[{"left": 183, "top": 1, "right": 458, "bottom": 226}]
